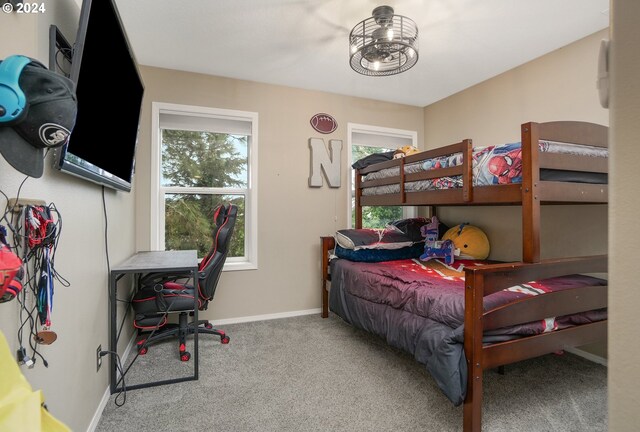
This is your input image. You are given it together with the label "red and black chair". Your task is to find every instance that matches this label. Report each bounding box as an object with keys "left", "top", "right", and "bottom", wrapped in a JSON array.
[{"left": 131, "top": 203, "right": 237, "bottom": 361}]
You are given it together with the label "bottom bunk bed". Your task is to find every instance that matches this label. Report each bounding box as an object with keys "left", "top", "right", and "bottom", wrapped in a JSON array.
[{"left": 320, "top": 236, "right": 607, "bottom": 432}]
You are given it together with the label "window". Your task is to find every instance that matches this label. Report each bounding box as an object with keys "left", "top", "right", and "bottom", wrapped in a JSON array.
[
  {"left": 151, "top": 103, "right": 258, "bottom": 270},
  {"left": 348, "top": 124, "right": 417, "bottom": 228}
]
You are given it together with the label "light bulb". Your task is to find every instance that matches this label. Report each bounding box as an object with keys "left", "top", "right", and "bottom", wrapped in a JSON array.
[{"left": 386, "top": 29, "right": 394, "bottom": 41}]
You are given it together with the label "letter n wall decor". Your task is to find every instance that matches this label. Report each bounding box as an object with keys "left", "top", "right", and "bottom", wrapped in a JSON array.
[{"left": 309, "top": 138, "right": 341, "bottom": 188}]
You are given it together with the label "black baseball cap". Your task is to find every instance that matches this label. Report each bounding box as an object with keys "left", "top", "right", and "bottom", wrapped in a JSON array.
[{"left": 0, "top": 57, "right": 77, "bottom": 178}]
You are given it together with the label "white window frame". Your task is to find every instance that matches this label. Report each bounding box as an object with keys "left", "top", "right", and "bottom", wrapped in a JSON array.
[
  {"left": 347, "top": 123, "right": 417, "bottom": 228},
  {"left": 151, "top": 102, "right": 258, "bottom": 271}
]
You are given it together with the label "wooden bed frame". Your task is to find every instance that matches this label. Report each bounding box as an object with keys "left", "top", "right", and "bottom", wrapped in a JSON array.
[
  {"left": 356, "top": 121, "right": 608, "bottom": 262},
  {"left": 320, "top": 121, "right": 608, "bottom": 432}
]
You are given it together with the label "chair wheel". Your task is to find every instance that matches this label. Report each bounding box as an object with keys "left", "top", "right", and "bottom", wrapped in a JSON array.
[
  {"left": 204, "top": 323, "right": 213, "bottom": 330},
  {"left": 221, "top": 336, "right": 230, "bottom": 344},
  {"left": 137, "top": 339, "right": 149, "bottom": 355},
  {"left": 181, "top": 352, "right": 191, "bottom": 362}
]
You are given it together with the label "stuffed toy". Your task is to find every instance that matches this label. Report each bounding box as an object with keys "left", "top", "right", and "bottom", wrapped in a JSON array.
[
  {"left": 393, "top": 145, "right": 420, "bottom": 159},
  {"left": 419, "top": 216, "right": 456, "bottom": 265},
  {"left": 442, "top": 223, "right": 490, "bottom": 260}
]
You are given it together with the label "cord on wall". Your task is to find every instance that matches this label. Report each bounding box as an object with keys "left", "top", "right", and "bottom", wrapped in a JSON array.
[
  {"left": 101, "top": 186, "right": 110, "bottom": 274},
  {"left": 2, "top": 176, "right": 69, "bottom": 368},
  {"left": 99, "top": 350, "right": 127, "bottom": 407}
]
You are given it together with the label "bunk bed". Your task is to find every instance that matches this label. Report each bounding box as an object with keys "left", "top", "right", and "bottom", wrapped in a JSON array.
[{"left": 320, "top": 121, "right": 608, "bottom": 432}]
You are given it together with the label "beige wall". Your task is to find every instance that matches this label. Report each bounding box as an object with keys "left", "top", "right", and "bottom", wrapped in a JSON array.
[
  {"left": 0, "top": 3, "right": 137, "bottom": 430},
  {"left": 135, "top": 68, "right": 424, "bottom": 320},
  {"left": 609, "top": 0, "right": 640, "bottom": 430},
  {"left": 423, "top": 29, "right": 609, "bottom": 263}
]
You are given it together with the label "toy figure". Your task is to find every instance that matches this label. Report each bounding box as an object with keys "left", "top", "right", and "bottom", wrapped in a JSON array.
[{"left": 419, "top": 216, "right": 456, "bottom": 265}]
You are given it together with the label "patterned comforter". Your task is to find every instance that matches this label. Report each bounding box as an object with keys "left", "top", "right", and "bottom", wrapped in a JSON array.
[{"left": 329, "top": 258, "right": 607, "bottom": 404}]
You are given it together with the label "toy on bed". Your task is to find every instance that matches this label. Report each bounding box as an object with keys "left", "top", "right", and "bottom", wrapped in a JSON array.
[
  {"left": 442, "top": 223, "right": 490, "bottom": 260},
  {"left": 393, "top": 145, "right": 419, "bottom": 159},
  {"left": 419, "top": 216, "right": 456, "bottom": 264},
  {"left": 419, "top": 218, "right": 490, "bottom": 264}
]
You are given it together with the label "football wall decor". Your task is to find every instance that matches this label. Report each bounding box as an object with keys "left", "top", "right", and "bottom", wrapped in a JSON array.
[{"left": 310, "top": 113, "right": 338, "bottom": 134}]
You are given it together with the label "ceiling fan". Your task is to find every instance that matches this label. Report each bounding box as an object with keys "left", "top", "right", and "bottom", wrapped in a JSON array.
[{"left": 349, "top": 5, "right": 419, "bottom": 76}]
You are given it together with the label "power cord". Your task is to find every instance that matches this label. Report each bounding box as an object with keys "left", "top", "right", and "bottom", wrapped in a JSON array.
[
  {"left": 101, "top": 303, "right": 175, "bottom": 409},
  {"left": 54, "top": 47, "right": 72, "bottom": 77},
  {"left": 101, "top": 186, "right": 132, "bottom": 407},
  {"left": 102, "top": 186, "right": 110, "bottom": 274},
  {"left": 100, "top": 186, "right": 179, "bottom": 407},
  {"left": 99, "top": 350, "right": 127, "bottom": 407}
]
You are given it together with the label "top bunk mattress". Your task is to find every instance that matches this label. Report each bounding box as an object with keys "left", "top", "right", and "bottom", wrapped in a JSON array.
[{"left": 361, "top": 140, "right": 608, "bottom": 196}]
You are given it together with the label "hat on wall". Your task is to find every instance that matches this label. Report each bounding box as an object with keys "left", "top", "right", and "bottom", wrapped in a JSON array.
[{"left": 0, "top": 55, "right": 77, "bottom": 178}]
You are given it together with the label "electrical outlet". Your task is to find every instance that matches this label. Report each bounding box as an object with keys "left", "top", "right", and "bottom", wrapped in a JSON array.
[{"left": 96, "top": 345, "right": 102, "bottom": 371}]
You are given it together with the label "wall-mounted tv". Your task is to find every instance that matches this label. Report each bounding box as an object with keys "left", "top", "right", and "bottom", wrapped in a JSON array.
[{"left": 56, "top": 0, "right": 144, "bottom": 192}]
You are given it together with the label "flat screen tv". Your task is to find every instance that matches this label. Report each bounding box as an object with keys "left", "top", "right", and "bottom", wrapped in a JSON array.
[{"left": 56, "top": 0, "right": 144, "bottom": 192}]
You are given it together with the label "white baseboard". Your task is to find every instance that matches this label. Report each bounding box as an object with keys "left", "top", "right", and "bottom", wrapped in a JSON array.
[
  {"left": 86, "top": 334, "right": 137, "bottom": 432},
  {"left": 565, "top": 347, "right": 608, "bottom": 366},
  {"left": 210, "top": 308, "right": 321, "bottom": 326},
  {"left": 86, "top": 386, "right": 111, "bottom": 432}
]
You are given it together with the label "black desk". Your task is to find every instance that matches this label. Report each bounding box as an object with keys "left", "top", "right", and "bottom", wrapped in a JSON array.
[{"left": 108, "top": 250, "right": 199, "bottom": 393}]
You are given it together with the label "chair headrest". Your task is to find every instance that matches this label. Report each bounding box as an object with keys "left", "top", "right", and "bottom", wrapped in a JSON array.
[
  {"left": 215, "top": 204, "right": 237, "bottom": 255},
  {"left": 213, "top": 204, "right": 229, "bottom": 227}
]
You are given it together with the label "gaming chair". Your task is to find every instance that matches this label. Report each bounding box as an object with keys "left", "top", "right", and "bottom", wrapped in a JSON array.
[{"left": 131, "top": 203, "right": 237, "bottom": 361}]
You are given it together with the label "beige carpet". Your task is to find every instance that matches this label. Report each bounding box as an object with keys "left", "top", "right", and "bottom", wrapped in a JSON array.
[{"left": 96, "top": 314, "right": 606, "bottom": 432}]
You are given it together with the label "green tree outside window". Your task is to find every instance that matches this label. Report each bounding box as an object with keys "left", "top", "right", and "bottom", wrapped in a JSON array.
[
  {"left": 161, "top": 129, "right": 248, "bottom": 258},
  {"left": 352, "top": 144, "right": 403, "bottom": 228}
]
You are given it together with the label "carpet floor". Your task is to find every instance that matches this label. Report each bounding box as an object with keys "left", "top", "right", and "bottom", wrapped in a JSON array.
[{"left": 96, "top": 314, "right": 606, "bottom": 432}]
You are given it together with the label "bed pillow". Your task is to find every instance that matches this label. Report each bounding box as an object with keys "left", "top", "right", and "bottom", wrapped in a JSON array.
[
  {"left": 388, "top": 217, "right": 450, "bottom": 242},
  {"left": 388, "top": 218, "right": 428, "bottom": 243},
  {"left": 334, "top": 244, "right": 424, "bottom": 262},
  {"left": 351, "top": 151, "right": 395, "bottom": 169},
  {"left": 335, "top": 227, "right": 413, "bottom": 250}
]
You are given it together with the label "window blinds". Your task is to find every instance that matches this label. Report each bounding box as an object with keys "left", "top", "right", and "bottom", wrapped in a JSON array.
[{"left": 159, "top": 111, "right": 252, "bottom": 136}]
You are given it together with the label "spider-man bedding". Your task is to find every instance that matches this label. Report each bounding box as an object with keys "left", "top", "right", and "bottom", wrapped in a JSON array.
[
  {"left": 328, "top": 257, "right": 607, "bottom": 405},
  {"left": 360, "top": 140, "right": 608, "bottom": 196}
]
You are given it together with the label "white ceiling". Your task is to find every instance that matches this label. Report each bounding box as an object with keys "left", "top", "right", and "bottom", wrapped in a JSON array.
[{"left": 112, "top": 0, "right": 609, "bottom": 107}]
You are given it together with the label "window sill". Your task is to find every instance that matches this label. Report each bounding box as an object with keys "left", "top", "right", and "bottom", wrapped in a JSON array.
[{"left": 223, "top": 261, "right": 258, "bottom": 272}]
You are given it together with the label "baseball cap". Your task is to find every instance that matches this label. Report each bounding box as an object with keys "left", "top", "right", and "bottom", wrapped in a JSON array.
[{"left": 0, "top": 56, "right": 77, "bottom": 178}]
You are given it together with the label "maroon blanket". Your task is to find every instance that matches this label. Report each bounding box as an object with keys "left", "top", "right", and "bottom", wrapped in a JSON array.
[
  {"left": 336, "top": 258, "right": 607, "bottom": 337},
  {"left": 330, "top": 257, "right": 606, "bottom": 405}
]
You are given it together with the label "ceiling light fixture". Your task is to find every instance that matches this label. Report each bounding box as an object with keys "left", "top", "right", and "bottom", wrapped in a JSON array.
[{"left": 349, "top": 5, "right": 419, "bottom": 76}]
